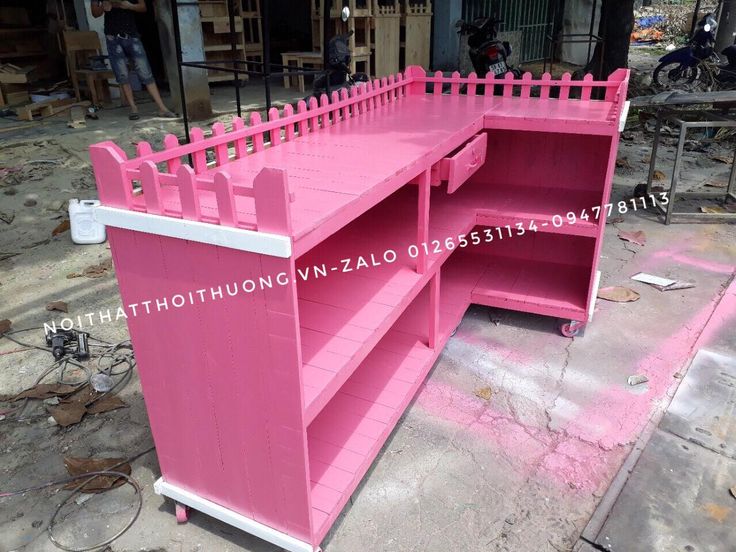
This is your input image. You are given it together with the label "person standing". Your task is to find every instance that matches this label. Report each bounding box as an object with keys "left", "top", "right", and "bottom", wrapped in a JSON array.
[{"left": 90, "top": 0, "right": 176, "bottom": 120}]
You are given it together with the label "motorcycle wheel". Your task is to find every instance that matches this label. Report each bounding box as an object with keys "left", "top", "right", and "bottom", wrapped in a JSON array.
[{"left": 653, "top": 61, "right": 699, "bottom": 90}]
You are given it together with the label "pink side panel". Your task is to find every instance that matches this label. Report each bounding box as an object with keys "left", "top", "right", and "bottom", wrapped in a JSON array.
[
  {"left": 189, "top": 127, "right": 207, "bottom": 173},
  {"left": 232, "top": 117, "right": 248, "bottom": 158},
  {"left": 107, "top": 228, "right": 312, "bottom": 542},
  {"left": 164, "top": 134, "right": 182, "bottom": 173},
  {"left": 254, "top": 167, "right": 293, "bottom": 235},
  {"left": 89, "top": 142, "right": 132, "bottom": 208},
  {"left": 140, "top": 161, "right": 163, "bottom": 214}
]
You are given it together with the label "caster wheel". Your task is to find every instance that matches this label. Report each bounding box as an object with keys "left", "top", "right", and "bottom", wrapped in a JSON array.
[
  {"left": 175, "top": 503, "right": 190, "bottom": 523},
  {"left": 559, "top": 321, "right": 584, "bottom": 338}
]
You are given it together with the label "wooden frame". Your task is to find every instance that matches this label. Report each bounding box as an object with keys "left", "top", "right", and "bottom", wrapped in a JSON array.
[{"left": 90, "top": 66, "right": 629, "bottom": 552}]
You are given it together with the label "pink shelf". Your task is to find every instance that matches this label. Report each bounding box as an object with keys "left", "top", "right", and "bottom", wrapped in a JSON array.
[
  {"left": 452, "top": 180, "right": 601, "bottom": 238},
  {"left": 297, "top": 187, "right": 473, "bottom": 423},
  {"left": 471, "top": 255, "right": 590, "bottom": 319},
  {"left": 307, "top": 255, "right": 483, "bottom": 542},
  {"left": 298, "top": 178, "right": 600, "bottom": 423},
  {"left": 484, "top": 97, "right": 619, "bottom": 135}
]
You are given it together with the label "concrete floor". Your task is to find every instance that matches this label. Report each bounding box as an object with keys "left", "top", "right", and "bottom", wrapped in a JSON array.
[{"left": 2, "top": 60, "right": 736, "bottom": 551}]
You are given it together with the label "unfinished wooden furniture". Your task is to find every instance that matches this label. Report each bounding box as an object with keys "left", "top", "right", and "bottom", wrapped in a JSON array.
[
  {"left": 373, "top": 0, "right": 401, "bottom": 77},
  {"left": 311, "top": 0, "right": 372, "bottom": 56},
  {"left": 63, "top": 31, "right": 115, "bottom": 106},
  {"left": 281, "top": 51, "right": 323, "bottom": 93},
  {"left": 0, "top": 64, "right": 34, "bottom": 106},
  {"left": 281, "top": 50, "right": 372, "bottom": 92},
  {"left": 401, "top": 0, "right": 432, "bottom": 69},
  {"left": 198, "top": 0, "right": 262, "bottom": 84},
  {"left": 90, "top": 66, "right": 629, "bottom": 552}
]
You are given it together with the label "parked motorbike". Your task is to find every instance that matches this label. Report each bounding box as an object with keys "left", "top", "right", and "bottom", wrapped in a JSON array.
[
  {"left": 307, "top": 3, "right": 368, "bottom": 103},
  {"left": 713, "top": 44, "right": 736, "bottom": 85},
  {"left": 652, "top": 13, "right": 717, "bottom": 89},
  {"left": 308, "top": 30, "right": 369, "bottom": 101},
  {"left": 455, "top": 16, "right": 520, "bottom": 79}
]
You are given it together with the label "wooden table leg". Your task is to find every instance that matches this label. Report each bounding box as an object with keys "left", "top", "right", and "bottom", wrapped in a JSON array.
[
  {"left": 298, "top": 60, "right": 306, "bottom": 94},
  {"left": 282, "top": 57, "right": 292, "bottom": 89}
]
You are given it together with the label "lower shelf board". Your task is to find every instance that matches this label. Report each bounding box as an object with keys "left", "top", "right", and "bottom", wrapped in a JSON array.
[
  {"left": 305, "top": 255, "right": 482, "bottom": 541},
  {"left": 471, "top": 255, "right": 589, "bottom": 319},
  {"left": 307, "top": 329, "right": 435, "bottom": 540}
]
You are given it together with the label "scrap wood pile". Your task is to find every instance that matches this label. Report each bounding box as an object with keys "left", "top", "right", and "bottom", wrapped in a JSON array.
[{"left": 632, "top": 4, "right": 718, "bottom": 44}]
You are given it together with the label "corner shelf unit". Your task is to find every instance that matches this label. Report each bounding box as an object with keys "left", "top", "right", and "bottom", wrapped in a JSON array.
[{"left": 90, "top": 67, "right": 629, "bottom": 552}]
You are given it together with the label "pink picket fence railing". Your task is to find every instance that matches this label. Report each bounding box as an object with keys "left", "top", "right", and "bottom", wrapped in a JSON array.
[{"left": 89, "top": 66, "right": 629, "bottom": 237}]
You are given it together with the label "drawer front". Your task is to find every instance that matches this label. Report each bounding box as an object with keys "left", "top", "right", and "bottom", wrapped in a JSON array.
[{"left": 442, "top": 133, "right": 487, "bottom": 194}]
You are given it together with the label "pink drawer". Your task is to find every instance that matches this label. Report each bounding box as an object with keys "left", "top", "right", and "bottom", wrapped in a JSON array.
[{"left": 439, "top": 133, "right": 487, "bottom": 194}]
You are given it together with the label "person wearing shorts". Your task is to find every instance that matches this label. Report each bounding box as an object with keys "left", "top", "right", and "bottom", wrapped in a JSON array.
[{"left": 91, "top": 0, "right": 176, "bottom": 120}]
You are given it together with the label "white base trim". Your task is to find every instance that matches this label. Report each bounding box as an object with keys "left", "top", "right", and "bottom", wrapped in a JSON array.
[
  {"left": 94, "top": 206, "right": 292, "bottom": 258},
  {"left": 618, "top": 101, "right": 631, "bottom": 133},
  {"left": 153, "top": 478, "right": 318, "bottom": 552},
  {"left": 589, "top": 269, "right": 601, "bottom": 322}
]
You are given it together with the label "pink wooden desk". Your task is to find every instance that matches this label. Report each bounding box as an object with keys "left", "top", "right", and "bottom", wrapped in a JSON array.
[{"left": 90, "top": 67, "right": 629, "bottom": 552}]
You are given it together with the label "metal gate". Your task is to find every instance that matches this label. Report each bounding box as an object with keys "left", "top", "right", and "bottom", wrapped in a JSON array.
[{"left": 461, "top": 0, "right": 551, "bottom": 62}]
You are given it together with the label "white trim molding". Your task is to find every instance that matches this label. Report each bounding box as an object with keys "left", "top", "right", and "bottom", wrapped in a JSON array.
[
  {"left": 153, "top": 478, "right": 319, "bottom": 552},
  {"left": 94, "top": 206, "right": 292, "bottom": 258},
  {"left": 589, "top": 270, "right": 601, "bottom": 322},
  {"left": 619, "top": 101, "right": 631, "bottom": 133}
]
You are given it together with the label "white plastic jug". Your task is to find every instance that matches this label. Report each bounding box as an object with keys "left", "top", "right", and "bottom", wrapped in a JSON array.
[{"left": 68, "top": 199, "right": 106, "bottom": 244}]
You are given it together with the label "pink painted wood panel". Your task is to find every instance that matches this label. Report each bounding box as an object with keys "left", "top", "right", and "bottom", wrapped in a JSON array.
[{"left": 106, "top": 229, "right": 313, "bottom": 541}]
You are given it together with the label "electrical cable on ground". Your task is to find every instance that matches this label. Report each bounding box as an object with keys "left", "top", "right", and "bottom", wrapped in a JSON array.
[
  {"left": 0, "top": 328, "right": 136, "bottom": 420},
  {"left": 0, "top": 446, "right": 155, "bottom": 551},
  {"left": 0, "top": 328, "right": 148, "bottom": 550}
]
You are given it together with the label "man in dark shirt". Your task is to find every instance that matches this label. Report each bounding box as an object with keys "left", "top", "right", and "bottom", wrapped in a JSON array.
[{"left": 91, "top": 0, "right": 176, "bottom": 119}]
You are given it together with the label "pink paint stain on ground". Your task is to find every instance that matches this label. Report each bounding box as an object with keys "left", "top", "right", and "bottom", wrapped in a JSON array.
[
  {"left": 651, "top": 250, "right": 735, "bottom": 274},
  {"left": 455, "top": 333, "right": 537, "bottom": 366},
  {"left": 416, "top": 279, "right": 736, "bottom": 492},
  {"left": 564, "top": 288, "right": 728, "bottom": 451},
  {"left": 415, "top": 380, "right": 614, "bottom": 493}
]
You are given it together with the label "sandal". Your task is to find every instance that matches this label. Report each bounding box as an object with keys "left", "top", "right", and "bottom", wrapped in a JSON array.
[
  {"left": 129, "top": 112, "right": 140, "bottom": 121},
  {"left": 155, "top": 110, "right": 178, "bottom": 119}
]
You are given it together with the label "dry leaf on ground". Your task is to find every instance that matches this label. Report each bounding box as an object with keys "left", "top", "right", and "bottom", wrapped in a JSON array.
[
  {"left": 701, "top": 206, "right": 728, "bottom": 214},
  {"left": 0, "top": 319, "right": 11, "bottom": 334},
  {"left": 616, "top": 157, "right": 631, "bottom": 168},
  {"left": 67, "top": 258, "right": 114, "bottom": 279},
  {"left": 86, "top": 395, "right": 127, "bottom": 415},
  {"left": 51, "top": 219, "right": 71, "bottom": 236},
  {"left": 46, "top": 301, "right": 68, "bottom": 313},
  {"left": 47, "top": 401, "right": 86, "bottom": 427},
  {"left": 705, "top": 178, "right": 728, "bottom": 188},
  {"left": 475, "top": 387, "right": 493, "bottom": 401},
  {"left": 653, "top": 169, "right": 666, "bottom": 181},
  {"left": 63, "top": 457, "right": 131, "bottom": 493},
  {"left": 597, "top": 287, "right": 640, "bottom": 302},
  {"left": 618, "top": 230, "right": 647, "bottom": 246},
  {"left": 13, "top": 383, "right": 78, "bottom": 401},
  {"left": 711, "top": 155, "right": 731, "bottom": 164}
]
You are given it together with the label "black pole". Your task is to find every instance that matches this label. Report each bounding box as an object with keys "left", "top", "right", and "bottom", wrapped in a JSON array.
[
  {"left": 260, "top": 0, "right": 272, "bottom": 110},
  {"left": 324, "top": 0, "right": 331, "bottom": 98},
  {"left": 171, "top": 0, "right": 190, "bottom": 142},
  {"left": 228, "top": 0, "right": 242, "bottom": 117},
  {"left": 586, "top": 0, "right": 596, "bottom": 69},
  {"left": 690, "top": 0, "right": 703, "bottom": 37}
]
